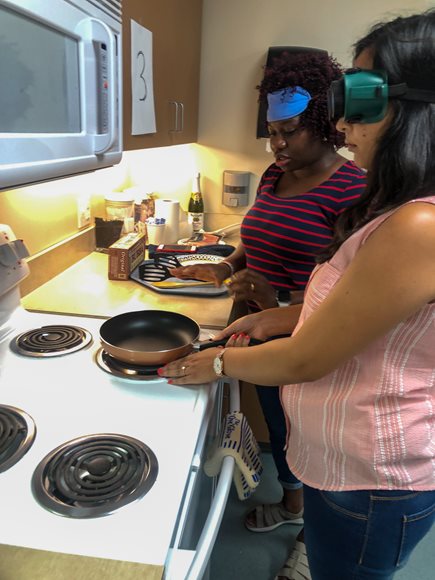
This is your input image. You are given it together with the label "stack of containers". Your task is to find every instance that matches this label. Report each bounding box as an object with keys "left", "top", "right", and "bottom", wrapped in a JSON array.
[{"left": 122, "top": 186, "right": 156, "bottom": 236}]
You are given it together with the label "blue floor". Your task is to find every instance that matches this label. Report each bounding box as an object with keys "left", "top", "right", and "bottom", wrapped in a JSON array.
[{"left": 210, "top": 452, "right": 435, "bottom": 580}]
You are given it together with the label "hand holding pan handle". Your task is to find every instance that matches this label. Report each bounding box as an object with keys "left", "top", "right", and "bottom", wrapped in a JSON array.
[{"left": 197, "top": 334, "right": 290, "bottom": 351}]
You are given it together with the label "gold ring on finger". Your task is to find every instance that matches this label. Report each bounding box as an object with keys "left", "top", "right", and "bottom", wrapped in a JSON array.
[{"left": 250, "top": 283, "right": 255, "bottom": 292}]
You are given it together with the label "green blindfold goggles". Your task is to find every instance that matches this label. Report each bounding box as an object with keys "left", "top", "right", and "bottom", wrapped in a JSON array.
[{"left": 328, "top": 68, "right": 435, "bottom": 124}]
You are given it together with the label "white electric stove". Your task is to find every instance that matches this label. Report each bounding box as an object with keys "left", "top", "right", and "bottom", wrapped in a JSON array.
[{"left": 0, "top": 225, "right": 238, "bottom": 580}]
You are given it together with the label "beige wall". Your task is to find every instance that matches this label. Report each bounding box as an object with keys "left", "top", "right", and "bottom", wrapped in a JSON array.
[
  {"left": 0, "top": 0, "right": 430, "bottom": 256},
  {"left": 0, "top": 144, "right": 201, "bottom": 256},
  {"left": 196, "top": 0, "right": 430, "bottom": 231}
]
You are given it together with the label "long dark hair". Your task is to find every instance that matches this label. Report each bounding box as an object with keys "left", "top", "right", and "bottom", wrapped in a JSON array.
[{"left": 318, "top": 9, "right": 435, "bottom": 263}]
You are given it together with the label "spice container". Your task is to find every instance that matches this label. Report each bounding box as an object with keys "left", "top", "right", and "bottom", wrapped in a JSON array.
[
  {"left": 122, "top": 187, "right": 156, "bottom": 229},
  {"left": 134, "top": 195, "right": 155, "bottom": 223}
]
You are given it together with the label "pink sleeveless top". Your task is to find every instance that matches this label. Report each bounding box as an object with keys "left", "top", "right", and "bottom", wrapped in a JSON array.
[{"left": 282, "top": 196, "right": 435, "bottom": 491}]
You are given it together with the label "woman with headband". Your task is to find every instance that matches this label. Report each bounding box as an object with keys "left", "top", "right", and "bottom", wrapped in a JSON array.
[
  {"left": 171, "top": 49, "right": 366, "bottom": 555},
  {"left": 163, "top": 9, "right": 435, "bottom": 579}
]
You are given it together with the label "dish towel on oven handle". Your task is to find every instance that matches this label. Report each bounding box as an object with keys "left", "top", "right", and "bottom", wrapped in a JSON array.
[{"left": 204, "top": 412, "right": 263, "bottom": 500}]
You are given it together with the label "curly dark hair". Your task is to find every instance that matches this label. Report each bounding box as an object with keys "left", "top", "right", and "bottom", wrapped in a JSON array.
[{"left": 257, "top": 51, "right": 345, "bottom": 148}]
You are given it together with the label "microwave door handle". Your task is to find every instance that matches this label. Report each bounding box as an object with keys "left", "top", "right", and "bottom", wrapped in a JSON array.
[{"left": 92, "top": 19, "right": 117, "bottom": 154}]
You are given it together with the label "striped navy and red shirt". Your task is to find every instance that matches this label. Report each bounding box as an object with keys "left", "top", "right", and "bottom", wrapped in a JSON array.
[{"left": 240, "top": 160, "right": 366, "bottom": 293}]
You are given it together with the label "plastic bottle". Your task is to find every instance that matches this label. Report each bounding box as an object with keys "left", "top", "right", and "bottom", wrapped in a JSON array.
[{"left": 187, "top": 172, "right": 204, "bottom": 234}]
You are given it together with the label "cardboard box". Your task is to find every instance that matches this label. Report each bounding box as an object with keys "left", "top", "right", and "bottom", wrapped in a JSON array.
[{"left": 108, "top": 232, "right": 145, "bottom": 280}]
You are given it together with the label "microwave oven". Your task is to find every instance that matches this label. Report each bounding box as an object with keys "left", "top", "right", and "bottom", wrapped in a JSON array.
[{"left": 0, "top": 0, "right": 122, "bottom": 191}]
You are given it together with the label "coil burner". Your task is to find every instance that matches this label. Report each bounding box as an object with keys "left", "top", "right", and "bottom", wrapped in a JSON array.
[
  {"left": 95, "top": 348, "right": 164, "bottom": 379},
  {"left": 31, "top": 433, "right": 159, "bottom": 518},
  {"left": 12, "top": 325, "right": 92, "bottom": 357},
  {"left": 0, "top": 405, "right": 36, "bottom": 473}
]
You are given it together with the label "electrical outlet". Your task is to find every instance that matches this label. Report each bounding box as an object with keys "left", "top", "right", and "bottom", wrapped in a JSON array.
[{"left": 77, "top": 194, "right": 91, "bottom": 229}]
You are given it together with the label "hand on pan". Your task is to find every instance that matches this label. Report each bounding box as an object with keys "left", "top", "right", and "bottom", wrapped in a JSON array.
[
  {"left": 213, "top": 306, "right": 300, "bottom": 342},
  {"left": 213, "top": 311, "right": 271, "bottom": 342},
  {"left": 158, "top": 334, "right": 249, "bottom": 385},
  {"left": 169, "top": 263, "right": 230, "bottom": 287},
  {"left": 224, "top": 332, "right": 251, "bottom": 347},
  {"left": 226, "top": 269, "right": 277, "bottom": 309},
  {"left": 158, "top": 347, "right": 221, "bottom": 385}
]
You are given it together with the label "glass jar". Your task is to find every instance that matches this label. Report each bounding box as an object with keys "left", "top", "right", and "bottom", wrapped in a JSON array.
[{"left": 104, "top": 192, "right": 134, "bottom": 221}]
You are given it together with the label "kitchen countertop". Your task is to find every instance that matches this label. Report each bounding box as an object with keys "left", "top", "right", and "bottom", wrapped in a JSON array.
[{"left": 21, "top": 251, "right": 234, "bottom": 329}]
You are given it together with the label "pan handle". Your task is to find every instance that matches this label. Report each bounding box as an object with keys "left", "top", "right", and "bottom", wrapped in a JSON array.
[
  {"left": 197, "top": 334, "right": 290, "bottom": 351},
  {"left": 198, "top": 337, "right": 261, "bottom": 350}
]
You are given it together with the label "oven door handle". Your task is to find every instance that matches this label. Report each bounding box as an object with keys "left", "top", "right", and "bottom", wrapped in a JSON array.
[{"left": 184, "top": 378, "right": 240, "bottom": 580}]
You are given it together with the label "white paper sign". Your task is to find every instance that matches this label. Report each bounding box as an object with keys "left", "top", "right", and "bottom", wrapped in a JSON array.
[{"left": 131, "top": 20, "right": 156, "bottom": 135}]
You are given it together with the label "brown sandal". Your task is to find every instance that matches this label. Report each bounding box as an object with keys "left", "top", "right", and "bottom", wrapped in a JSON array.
[
  {"left": 274, "top": 540, "right": 311, "bottom": 580},
  {"left": 244, "top": 502, "right": 304, "bottom": 532}
]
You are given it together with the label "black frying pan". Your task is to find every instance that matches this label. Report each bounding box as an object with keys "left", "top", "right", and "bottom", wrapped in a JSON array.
[{"left": 99, "top": 310, "right": 200, "bottom": 365}]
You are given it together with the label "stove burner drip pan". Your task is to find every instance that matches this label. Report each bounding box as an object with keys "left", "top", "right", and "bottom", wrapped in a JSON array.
[
  {"left": 12, "top": 325, "right": 92, "bottom": 357},
  {"left": 96, "top": 348, "right": 162, "bottom": 379},
  {"left": 0, "top": 405, "right": 36, "bottom": 473},
  {"left": 31, "top": 434, "right": 159, "bottom": 518}
]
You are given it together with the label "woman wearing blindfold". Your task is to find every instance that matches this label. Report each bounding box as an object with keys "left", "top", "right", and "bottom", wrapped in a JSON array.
[
  {"left": 170, "top": 51, "right": 366, "bottom": 550},
  {"left": 162, "top": 8, "right": 435, "bottom": 580}
]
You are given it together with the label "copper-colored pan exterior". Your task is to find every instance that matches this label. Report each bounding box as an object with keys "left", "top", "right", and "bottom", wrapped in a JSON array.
[{"left": 99, "top": 310, "right": 200, "bottom": 366}]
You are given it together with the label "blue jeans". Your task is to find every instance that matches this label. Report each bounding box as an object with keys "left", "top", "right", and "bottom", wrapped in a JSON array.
[
  {"left": 255, "top": 385, "right": 301, "bottom": 491},
  {"left": 303, "top": 484, "right": 435, "bottom": 579}
]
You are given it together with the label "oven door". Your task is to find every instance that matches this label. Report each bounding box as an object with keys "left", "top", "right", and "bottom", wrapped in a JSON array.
[
  {"left": 165, "top": 379, "right": 240, "bottom": 580},
  {"left": 0, "top": 0, "right": 122, "bottom": 190}
]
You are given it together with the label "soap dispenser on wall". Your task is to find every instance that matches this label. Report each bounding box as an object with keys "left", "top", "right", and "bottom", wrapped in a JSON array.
[{"left": 222, "top": 171, "right": 250, "bottom": 207}]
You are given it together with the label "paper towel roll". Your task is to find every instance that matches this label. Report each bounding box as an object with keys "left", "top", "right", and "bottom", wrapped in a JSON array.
[{"left": 154, "top": 199, "right": 180, "bottom": 244}]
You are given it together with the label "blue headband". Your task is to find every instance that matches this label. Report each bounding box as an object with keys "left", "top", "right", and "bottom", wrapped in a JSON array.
[{"left": 267, "top": 86, "right": 312, "bottom": 122}]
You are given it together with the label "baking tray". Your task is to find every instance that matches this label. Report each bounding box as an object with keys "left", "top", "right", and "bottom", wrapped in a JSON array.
[{"left": 130, "top": 254, "right": 229, "bottom": 297}]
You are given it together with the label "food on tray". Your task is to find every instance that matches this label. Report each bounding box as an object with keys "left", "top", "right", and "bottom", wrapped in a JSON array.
[{"left": 183, "top": 233, "right": 223, "bottom": 246}]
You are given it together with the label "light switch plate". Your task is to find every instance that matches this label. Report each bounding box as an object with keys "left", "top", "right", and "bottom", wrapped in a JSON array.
[{"left": 77, "top": 194, "right": 91, "bottom": 229}]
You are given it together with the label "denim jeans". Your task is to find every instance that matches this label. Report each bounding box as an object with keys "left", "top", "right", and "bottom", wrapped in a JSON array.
[
  {"left": 303, "top": 484, "right": 435, "bottom": 579},
  {"left": 255, "top": 385, "right": 302, "bottom": 490}
]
